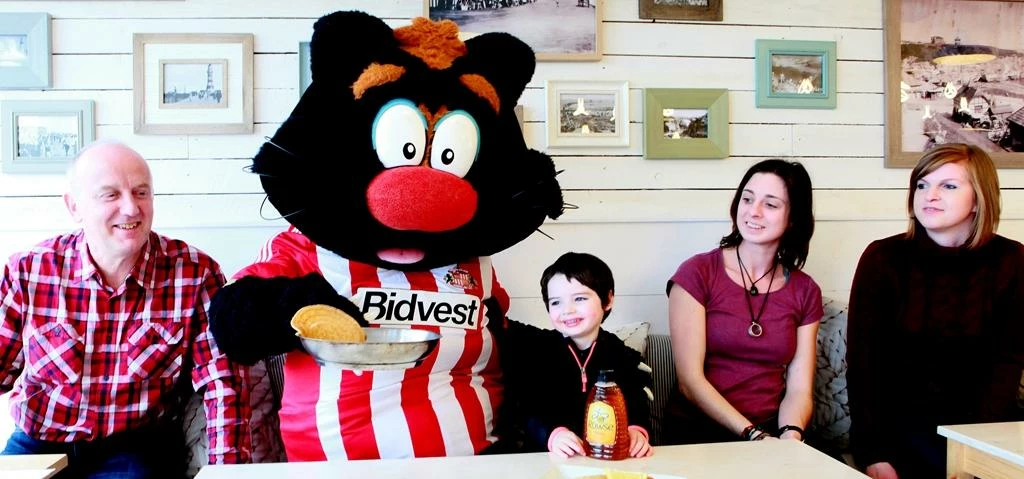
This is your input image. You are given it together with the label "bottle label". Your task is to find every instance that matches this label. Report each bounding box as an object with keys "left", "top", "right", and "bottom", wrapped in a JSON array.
[{"left": 585, "top": 400, "right": 616, "bottom": 446}]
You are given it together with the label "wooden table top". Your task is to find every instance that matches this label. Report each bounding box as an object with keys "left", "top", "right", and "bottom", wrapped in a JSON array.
[
  {"left": 0, "top": 454, "right": 68, "bottom": 479},
  {"left": 938, "top": 421, "right": 1024, "bottom": 467},
  {"left": 196, "top": 440, "right": 866, "bottom": 479}
]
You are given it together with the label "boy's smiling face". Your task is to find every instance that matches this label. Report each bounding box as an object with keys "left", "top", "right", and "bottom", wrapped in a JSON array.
[{"left": 545, "top": 274, "right": 612, "bottom": 349}]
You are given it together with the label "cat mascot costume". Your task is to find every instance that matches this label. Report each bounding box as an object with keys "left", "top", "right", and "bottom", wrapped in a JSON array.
[{"left": 209, "top": 11, "right": 563, "bottom": 461}]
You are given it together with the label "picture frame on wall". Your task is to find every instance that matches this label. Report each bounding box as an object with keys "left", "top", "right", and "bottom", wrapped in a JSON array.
[
  {"left": 0, "top": 13, "right": 51, "bottom": 89},
  {"left": 133, "top": 33, "right": 254, "bottom": 135},
  {"left": 1, "top": 100, "right": 94, "bottom": 174},
  {"left": 644, "top": 88, "right": 729, "bottom": 159},
  {"left": 885, "top": 0, "right": 1024, "bottom": 168},
  {"left": 428, "top": 1, "right": 601, "bottom": 61},
  {"left": 755, "top": 39, "right": 837, "bottom": 109},
  {"left": 638, "top": 0, "right": 723, "bottom": 21},
  {"left": 545, "top": 80, "right": 629, "bottom": 148},
  {"left": 299, "top": 41, "right": 312, "bottom": 96}
]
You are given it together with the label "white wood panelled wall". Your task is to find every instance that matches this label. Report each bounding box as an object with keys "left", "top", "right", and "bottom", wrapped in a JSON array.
[{"left": 1, "top": 0, "right": 1023, "bottom": 336}]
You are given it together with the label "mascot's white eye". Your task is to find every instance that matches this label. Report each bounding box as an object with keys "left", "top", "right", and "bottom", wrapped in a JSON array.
[
  {"left": 429, "top": 111, "right": 479, "bottom": 178},
  {"left": 372, "top": 99, "right": 427, "bottom": 168}
]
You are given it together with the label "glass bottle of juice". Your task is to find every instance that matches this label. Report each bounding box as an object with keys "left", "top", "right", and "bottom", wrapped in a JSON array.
[{"left": 584, "top": 369, "right": 630, "bottom": 460}]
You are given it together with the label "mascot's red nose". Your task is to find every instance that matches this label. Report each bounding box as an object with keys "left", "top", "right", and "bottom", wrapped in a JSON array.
[{"left": 367, "top": 167, "right": 478, "bottom": 232}]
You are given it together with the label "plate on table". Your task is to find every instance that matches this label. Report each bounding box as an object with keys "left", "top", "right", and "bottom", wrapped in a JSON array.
[{"left": 299, "top": 328, "right": 440, "bottom": 370}]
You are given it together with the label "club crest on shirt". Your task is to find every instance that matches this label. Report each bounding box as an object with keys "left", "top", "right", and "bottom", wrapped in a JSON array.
[{"left": 444, "top": 267, "right": 478, "bottom": 289}]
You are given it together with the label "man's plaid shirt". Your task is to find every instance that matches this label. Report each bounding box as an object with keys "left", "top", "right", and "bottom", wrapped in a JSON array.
[{"left": 0, "top": 230, "right": 251, "bottom": 463}]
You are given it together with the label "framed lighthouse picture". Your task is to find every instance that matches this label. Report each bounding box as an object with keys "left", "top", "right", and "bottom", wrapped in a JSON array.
[{"left": 133, "top": 33, "right": 253, "bottom": 134}]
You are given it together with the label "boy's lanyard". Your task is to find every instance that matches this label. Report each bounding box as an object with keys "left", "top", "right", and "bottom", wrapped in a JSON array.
[{"left": 567, "top": 340, "right": 597, "bottom": 393}]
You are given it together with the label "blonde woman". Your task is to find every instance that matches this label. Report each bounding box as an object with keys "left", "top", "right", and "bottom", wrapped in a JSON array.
[{"left": 848, "top": 144, "right": 1024, "bottom": 478}]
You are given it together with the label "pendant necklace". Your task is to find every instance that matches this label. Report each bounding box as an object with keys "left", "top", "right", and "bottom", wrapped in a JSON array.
[
  {"left": 567, "top": 340, "right": 597, "bottom": 392},
  {"left": 736, "top": 248, "right": 777, "bottom": 338},
  {"left": 735, "top": 248, "right": 774, "bottom": 296}
]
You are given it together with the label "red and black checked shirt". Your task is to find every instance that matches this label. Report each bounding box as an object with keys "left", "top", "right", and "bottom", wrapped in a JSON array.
[{"left": 0, "top": 230, "right": 251, "bottom": 464}]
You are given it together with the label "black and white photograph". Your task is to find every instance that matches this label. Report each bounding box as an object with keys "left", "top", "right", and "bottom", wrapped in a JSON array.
[
  {"left": 160, "top": 59, "right": 227, "bottom": 108},
  {"left": 546, "top": 80, "right": 628, "bottom": 147},
  {"left": 0, "top": 34, "right": 27, "bottom": 67},
  {"left": 639, "top": 0, "right": 721, "bottom": 21},
  {"left": 15, "top": 113, "right": 81, "bottom": 159},
  {"left": 662, "top": 108, "right": 708, "bottom": 139},
  {"left": 429, "top": 0, "right": 599, "bottom": 60},
  {"left": 2, "top": 100, "right": 93, "bottom": 173},
  {"left": 896, "top": 0, "right": 1024, "bottom": 157},
  {"left": 770, "top": 53, "right": 824, "bottom": 94},
  {"left": 558, "top": 92, "right": 616, "bottom": 135},
  {"left": 654, "top": 0, "right": 707, "bottom": 5}
]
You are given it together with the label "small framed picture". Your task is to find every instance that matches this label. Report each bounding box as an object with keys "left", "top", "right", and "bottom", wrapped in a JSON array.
[
  {"left": 644, "top": 88, "right": 729, "bottom": 159},
  {"left": 755, "top": 39, "right": 837, "bottom": 109},
  {"left": 298, "top": 41, "right": 312, "bottom": 96},
  {"left": 0, "top": 13, "right": 51, "bottom": 89},
  {"left": 133, "top": 33, "right": 254, "bottom": 134},
  {"left": 159, "top": 59, "right": 228, "bottom": 109},
  {"left": 638, "top": 0, "right": 723, "bottom": 21},
  {"left": 545, "top": 80, "right": 629, "bottom": 148},
  {"left": 1, "top": 100, "right": 95, "bottom": 174},
  {"left": 428, "top": 1, "right": 601, "bottom": 61}
]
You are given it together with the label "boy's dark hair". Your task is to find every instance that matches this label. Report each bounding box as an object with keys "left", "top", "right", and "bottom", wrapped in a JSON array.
[
  {"left": 539, "top": 252, "right": 615, "bottom": 320},
  {"left": 719, "top": 159, "right": 815, "bottom": 270}
]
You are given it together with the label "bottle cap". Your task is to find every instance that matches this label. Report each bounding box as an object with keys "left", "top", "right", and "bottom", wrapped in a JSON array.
[{"left": 596, "top": 369, "right": 615, "bottom": 383}]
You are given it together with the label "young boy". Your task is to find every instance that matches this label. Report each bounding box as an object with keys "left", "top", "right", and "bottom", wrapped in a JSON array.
[{"left": 500, "top": 252, "right": 653, "bottom": 458}]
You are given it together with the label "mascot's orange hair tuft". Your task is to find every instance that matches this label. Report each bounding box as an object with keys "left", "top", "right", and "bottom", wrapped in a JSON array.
[
  {"left": 394, "top": 17, "right": 467, "bottom": 70},
  {"left": 459, "top": 74, "right": 500, "bottom": 113},
  {"left": 352, "top": 63, "right": 406, "bottom": 99}
]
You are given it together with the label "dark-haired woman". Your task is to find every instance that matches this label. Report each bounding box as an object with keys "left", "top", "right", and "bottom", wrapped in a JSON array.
[
  {"left": 848, "top": 144, "right": 1024, "bottom": 479},
  {"left": 664, "top": 159, "right": 822, "bottom": 444}
]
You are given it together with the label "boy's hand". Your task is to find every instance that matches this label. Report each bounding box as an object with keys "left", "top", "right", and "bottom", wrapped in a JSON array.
[
  {"left": 548, "top": 428, "right": 586, "bottom": 458},
  {"left": 628, "top": 428, "right": 653, "bottom": 457}
]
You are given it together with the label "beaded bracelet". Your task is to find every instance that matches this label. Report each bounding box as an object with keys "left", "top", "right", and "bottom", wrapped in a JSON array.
[
  {"left": 741, "top": 424, "right": 757, "bottom": 439},
  {"left": 741, "top": 424, "right": 768, "bottom": 441}
]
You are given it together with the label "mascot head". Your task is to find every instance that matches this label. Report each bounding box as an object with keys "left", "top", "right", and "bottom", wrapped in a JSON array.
[{"left": 253, "top": 11, "right": 563, "bottom": 270}]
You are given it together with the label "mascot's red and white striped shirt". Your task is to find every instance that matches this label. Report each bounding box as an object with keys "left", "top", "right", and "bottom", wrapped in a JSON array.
[{"left": 235, "top": 230, "right": 508, "bottom": 461}]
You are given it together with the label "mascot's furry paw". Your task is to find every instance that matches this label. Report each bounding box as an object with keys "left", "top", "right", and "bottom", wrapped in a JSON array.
[{"left": 210, "top": 273, "right": 366, "bottom": 365}]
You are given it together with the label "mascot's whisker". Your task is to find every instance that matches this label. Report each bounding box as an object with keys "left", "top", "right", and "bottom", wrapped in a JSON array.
[
  {"left": 264, "top": 137, "right": 304, "bottom": 160},
  {"left": 242, "top": 164, "right": 282, "bottom": 179},
  {"left": 509, "top": 178, "right": 560, "bottom": 201},
  {"left": 240, "top": 164, "right": 269, "bottom": 177},
  {"left": 534, "top": 228, "right": 555, "bottom": 241},
  {"left": 258, "top": 195, "right": 305, "bottom": 221}
]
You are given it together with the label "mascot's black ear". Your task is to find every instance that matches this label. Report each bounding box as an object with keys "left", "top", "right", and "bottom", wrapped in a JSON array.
[
  {"left": 456, "top": 32, "right": 536, "bottom": 111},
  {"left": 309, "top": 10, "right": 399, "bottom": 87}
]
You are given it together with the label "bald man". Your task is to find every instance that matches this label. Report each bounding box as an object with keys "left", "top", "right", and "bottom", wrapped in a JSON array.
[{"left": 0, "top": 141, "right": 251, "bottom": 478}]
